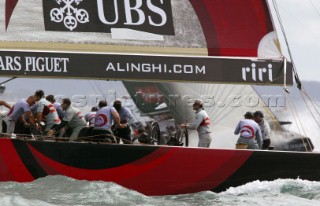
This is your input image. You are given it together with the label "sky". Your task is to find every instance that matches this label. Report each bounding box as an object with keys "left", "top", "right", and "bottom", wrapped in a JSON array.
[{"left": 270, "top": 0, "right": 320, "bottom": 82}]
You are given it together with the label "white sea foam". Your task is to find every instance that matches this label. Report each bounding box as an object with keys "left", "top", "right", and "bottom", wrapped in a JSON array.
[{"left": 1, "top": 176, "right": 320, "bottom": 206}]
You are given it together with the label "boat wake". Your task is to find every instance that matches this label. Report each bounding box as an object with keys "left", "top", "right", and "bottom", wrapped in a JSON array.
[{"left": 1, "top": 176, "right": 320, "bottom": 206}]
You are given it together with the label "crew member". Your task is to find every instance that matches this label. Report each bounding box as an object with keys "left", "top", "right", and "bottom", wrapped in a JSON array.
[
  {"left": 0, "top": 99, "right": 12, "bottom": 134},
  {"left": 34, "top": 90, "right": 60, "bottom": 132},
  {"left": 85, "top": 106, "right": 98, "bottom": 127},
  {"left": 2, "top": 96, "right": 38, "bottom": 137},
  {"left": 46, "top": 94, "right": 66, "bottom": 137},
  {"left": 46, "top": 94, "right": 65, "bottom": 119},
  {"left": 254, "top": 111, "right": 271, "bottom": 149},
  {"left": 113, "top": 99, "right": 135, "bottom": 144},
  {"left": 92, "top": 100, "right": 121, "bottom": 142},
  {"left": 180, "top": 99, "right": 212, "bottom": 148},
  {"left": 47, "top": 98, "right": 86, "bottom": 141},
  {"left": 234, "top": 111, "right": 262, "bottom": 149}
]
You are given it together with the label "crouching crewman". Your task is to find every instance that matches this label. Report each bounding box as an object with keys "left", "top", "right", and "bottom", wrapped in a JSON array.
[
  {"left": 234, "top": 111, "right": 262, "bottom": 149},
  {"left": 112, "top": 99, "right": 135, "bottom": 144},
  {"left": 47, "top": 98, "right": 86, "bottom": 141},
  {"left": 92, "top": 100, "right": 121, "bottom": 143}
]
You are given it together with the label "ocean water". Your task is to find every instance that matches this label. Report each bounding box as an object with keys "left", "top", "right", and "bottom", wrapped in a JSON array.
[{"left": 1, "top": 176, "right": 320, "bottom": 206}]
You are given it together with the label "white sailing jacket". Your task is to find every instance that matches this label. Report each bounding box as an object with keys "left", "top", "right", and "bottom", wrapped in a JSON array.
[
  {"left": 234, "top": 119, "right": 262, "bottom": 144},
  {"left": 187, "top": 109, "right": 212, "bottom": 135},
  {"left": 258, "top": 119, "right": 271, "bottom": 140}
]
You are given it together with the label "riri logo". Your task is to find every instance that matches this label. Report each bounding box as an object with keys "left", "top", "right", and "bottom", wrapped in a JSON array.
[
  {"left": 242, "top": 63, "right": 273, "bottom": 82},
  {"left": 43, "top": 0, "right": 175, "bottom": 35},
  {"left": 50, "top": 0, "right": 89, "bottom": 31}
]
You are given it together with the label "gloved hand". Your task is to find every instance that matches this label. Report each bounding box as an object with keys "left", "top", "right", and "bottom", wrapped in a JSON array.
[{"left": 47, "top": 129, "right": 55, "bottom": 137}]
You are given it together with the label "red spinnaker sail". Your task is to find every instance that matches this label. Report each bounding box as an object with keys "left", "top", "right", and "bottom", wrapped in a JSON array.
[
  {"left": 5, "top": 0, "right": 19, "bottom": 30},
  {"left": 190, "top": 0, "right": 274, "bottom": 57}
]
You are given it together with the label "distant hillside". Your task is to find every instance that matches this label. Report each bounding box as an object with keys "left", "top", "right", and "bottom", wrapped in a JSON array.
[{"left": 255, "top": 80, "right": 320, "bottom": 104}]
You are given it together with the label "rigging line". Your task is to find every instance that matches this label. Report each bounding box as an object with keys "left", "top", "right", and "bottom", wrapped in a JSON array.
[
  {"left": 283, "top": 57, "right": 288, "bottom": 91},
  {"left": 284, "top": 93, "right": 302, "bottom": 134},
  {"left": 284, "top": 91, "right": 306, "bottom": 137},
  {"left": 301, "top": 88, "right": 320, "bottom": 112},
  {"left": 287, "top": 91, "right": 306, "bottom": 136},
  {"left": 294, "top": 92, "right": 316, "bottom": 151},
  {"left": 300, "top": 94, "right": 320, "bottom": 137},
  {"left": 300, "top": 87, "right": 320, "bottom": 109},
  {"left": 299, "top": 88, "right": 320, "bottom": 131},
  {"left": 299, "top": 90, "right": 320, "bottom": 128},
  {"left": 276, "top": 4, "right": 320, "bottom": 41},
  {"left": 95, "top": 80, "right": 106, "bottom": 96},
  {"left": 91, "top": 80, "right": 102, "bottom": 96},
  {"left": 287, "top": 91, "right": 313, "bottom": 151},
  {"left": 0, "top": 132, "right": 133, "bottom": 144},
  {"left": 251, "top": 86, "right": 286, "bottom": 126},
  {"left": 272, "top": 0, "right": 301, "bottom": 87},
  {"left": 309, "top": 0, "right": 320, "bottom": 17},
  {"left": 284, "top": 92, "right": 309, "bottom": 151},
  {"left": 253, "top": 73, "right": 285, "bottom": 86},
  {"left": 89, "top": 80, "right": 104, "bottom": 105},
  {"left": 274, "top": 0, "right": 320, "bottom": 136},
  {"left": 0, "top": 77, "right": 17, "bottom": 85}
]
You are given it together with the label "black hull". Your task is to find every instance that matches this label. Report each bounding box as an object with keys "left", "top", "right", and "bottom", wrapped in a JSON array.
[{"left": 1, "top": 138, "right": 320, "bottom": 195}]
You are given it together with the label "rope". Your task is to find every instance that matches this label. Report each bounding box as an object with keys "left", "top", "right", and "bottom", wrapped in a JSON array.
[
  {"left": 50, "top": 127, "right": 137, "bottom": 143},
  {"left": 272, "top": 0, "right": 301, "bottom": 90},
  {"left": 299, "top": 91, "right": 320, "bottom": 127},
  {"left": 283, "top": 92, "right": 309, "bottom": 151},
  {"left": 0, "top": 77, "right": 17, "bottom": 85},
  {"left": 308, "top": 0, "right": 320, "bottom": 17},
  {"left": 253, "top": 73, "right": 285, "bottom": 86},
  {"left": 0, "top": 131, "right": 133, "bottom": 144},
  {"left": 283, "top": 57, "right": 288, "bottom": 92},
  {"left": 301, "top": 87, "right": 320, "bottom": 111},
  {"left": 295, "top": 85, "right": 320, "bottom": 151},
  {"left": 273, "top": 0, "right": 315, "bottom": 151}
]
